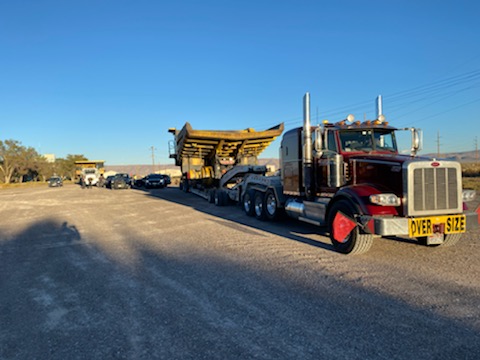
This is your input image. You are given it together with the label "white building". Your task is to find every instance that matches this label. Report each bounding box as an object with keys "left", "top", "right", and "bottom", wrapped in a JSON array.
[{"left": 43, "top": 154, "right": 56, "bottom": 163}]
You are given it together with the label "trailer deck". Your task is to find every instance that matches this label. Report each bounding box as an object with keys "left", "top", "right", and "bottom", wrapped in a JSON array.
[{"left": 168, "top": 122, "right": 284, "bottom": 166}]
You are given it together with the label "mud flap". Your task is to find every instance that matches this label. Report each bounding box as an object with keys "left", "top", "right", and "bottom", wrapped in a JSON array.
[
  {"left": 359, "top": 215, "right": 376, "bottom": 235},
  {"left": 332, "top": 211, "right": 357, "bottom": 243}
]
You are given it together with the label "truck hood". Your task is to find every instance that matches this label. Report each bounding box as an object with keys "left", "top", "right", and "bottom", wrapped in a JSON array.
[{"left": 345, "top": 153, "right": 437, "bottom": 165}]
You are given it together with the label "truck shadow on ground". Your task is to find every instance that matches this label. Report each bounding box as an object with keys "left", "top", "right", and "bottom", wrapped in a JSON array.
[
  {"left": 138, "top": 186, "right": 434, "bottom": 251},
  {"left": 138, "top": 186, "right": 337, "bottom": 253},
  {"left": 1, "top": 217, "right": 480, "bottom": 359}
]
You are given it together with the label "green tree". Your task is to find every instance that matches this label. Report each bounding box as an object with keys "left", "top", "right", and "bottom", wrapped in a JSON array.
[
  {"left": 0, "top": 139, "right": 25, "bottom": 183},
  {"left": 55, "top": 154, "right": 87, "bottom": 180},
  {"left": 16, "top": 146, "right": 44, "bottom": 182},
  {"left": 36, "top": 156, "right": 56, "bottom": 182},
  {"left": 0, "top": 138, "right": 89, "bottom": 184}
]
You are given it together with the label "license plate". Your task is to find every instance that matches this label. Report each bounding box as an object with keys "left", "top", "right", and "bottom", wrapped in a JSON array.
[{"left": 409, "top": 215, "right": 466, "bottom": 237}]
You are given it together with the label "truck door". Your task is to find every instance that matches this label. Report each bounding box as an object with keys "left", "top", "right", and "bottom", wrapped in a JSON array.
[{"left": 315, "top": 130, "right": 344, "bottom": 193}]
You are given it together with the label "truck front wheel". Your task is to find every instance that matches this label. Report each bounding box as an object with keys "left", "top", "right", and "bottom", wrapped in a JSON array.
[
  {"left": 417, "top": 233, "right": 462, "bottom": 247},
  {"left": 328, "top": 200, "right": 373, "bottom": 255}
]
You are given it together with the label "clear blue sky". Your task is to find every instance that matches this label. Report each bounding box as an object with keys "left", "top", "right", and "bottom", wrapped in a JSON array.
[{"left": 1, "top": 0, "right": 479, "bottom": 165}]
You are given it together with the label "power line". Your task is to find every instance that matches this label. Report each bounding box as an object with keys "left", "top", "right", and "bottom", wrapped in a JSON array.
[{"left": 241, "top": 68, "right": 480, "bottom": 132}]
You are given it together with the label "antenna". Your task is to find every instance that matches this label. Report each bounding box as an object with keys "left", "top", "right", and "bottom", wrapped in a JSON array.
[{"left": 436, "top": 131, "right": 442, "bottom": 158}]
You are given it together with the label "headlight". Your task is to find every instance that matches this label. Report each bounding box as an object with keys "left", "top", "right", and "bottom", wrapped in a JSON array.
[
  {"left": 369, "top": 193, "right": 401, "bottom": 206},
  {"left": 462, "top": 189, "right": 476, "bottom": 202}
]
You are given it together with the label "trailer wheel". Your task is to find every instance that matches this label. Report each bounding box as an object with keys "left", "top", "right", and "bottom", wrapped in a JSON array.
[
  {"left": 243, "top": 189, "right": 255, "bottom": 216},
  {"left": 214, "top": 190, "right": 227, "bottom": 206},
  {"left": 208, "top": 189, "right": 215, "bottom": 203},
  {"left": 328, "top": 200, "right": 373, "bottom": 255},
  {"left": 254, "top": 191, "right": 266, "bottom": 220},
  {"left": 264, "top": 189, "right": 278, "bottom": 221}
]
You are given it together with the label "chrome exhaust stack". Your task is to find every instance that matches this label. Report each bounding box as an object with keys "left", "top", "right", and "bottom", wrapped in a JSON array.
[
  {"left": 303, "top": 93, "right": 313, "bottom": 199},
  {"left": 376, "top": 95, "right": 383, "bottom": 118}
]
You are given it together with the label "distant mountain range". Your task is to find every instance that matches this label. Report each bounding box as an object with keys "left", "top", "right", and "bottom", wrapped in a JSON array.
[
  {"left": 421, "top": 150, "right": 479, "bottom": 163},
  {"left": 105, "top": 158, "right": 280, "bottom": 177},
  {"left": 106, "top": 151, "right": 478, "bottom": 176}
]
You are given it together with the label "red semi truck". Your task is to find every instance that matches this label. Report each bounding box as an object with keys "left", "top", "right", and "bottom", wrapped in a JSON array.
[{"left": 169, "top": 93, "right": 479, "bottom": 254}]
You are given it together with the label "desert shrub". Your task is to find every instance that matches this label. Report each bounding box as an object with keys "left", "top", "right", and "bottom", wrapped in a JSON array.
[{"left": 462, "top": 163, "right": 480, "bottom": 177}]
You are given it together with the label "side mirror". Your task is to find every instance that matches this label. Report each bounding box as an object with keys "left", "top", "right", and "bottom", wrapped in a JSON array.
[
  {"left": 314, "top": 127, "right": 323, "bottom": 157},
  {"left": 411, "top": 128, "right": 423, "bottom": 156}
]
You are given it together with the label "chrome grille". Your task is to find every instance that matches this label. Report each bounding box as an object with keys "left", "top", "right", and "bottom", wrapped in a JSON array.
[{"left": 407, "top": 161, "right": 462, "bottom": 216}]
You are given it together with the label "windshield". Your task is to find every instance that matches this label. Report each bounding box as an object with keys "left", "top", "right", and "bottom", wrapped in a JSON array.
[{"left": 339, "top": 129, "right": 397, "bottom": 153}]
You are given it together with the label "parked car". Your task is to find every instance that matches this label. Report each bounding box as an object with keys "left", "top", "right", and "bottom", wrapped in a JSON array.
[
  {"left": 48, "top": 176, "right": 63, "bottom": 187},
  {"left": 161, "top": 174, "right": 171, "bottom": 186},
  {"left": 111, "top": 173, "right": 132, "bottom": 190},
  {"left": 144, "top": 174, "right": 165, "bottom": 189},
  {"left": 104, "top": 175, "right": 115, "bottom": 189},
  {"left": 117, "top": 173, "right": 132, "bottom": 185},
  {"left": 134, "top": 177, "right": 145, "bottom": 187}
]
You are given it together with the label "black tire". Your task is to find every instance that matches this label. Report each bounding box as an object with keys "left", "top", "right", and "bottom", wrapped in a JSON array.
[
  {"left": 417, "top": 233, "right": 462, "bottom": 247},
  {"left": 264, "top": 189, "right": 278, "bottom": 221},
  {"left": 243, "top": 189, "right": 255, "bottom": 216},
  {"left": 442, "top": 233, "right": 462, "bottom": 246},
  {"left": 208, "top": 189, "right": 215, "bottom": 203},
  {"left": 214, "top": 190, "right": 226, "bottom": 206},
  {"left": 328, "top": 200, "right": 373, "bottom": 254},
  {"left": 254, "top": 191, "right": 266, "bottom": 220}
]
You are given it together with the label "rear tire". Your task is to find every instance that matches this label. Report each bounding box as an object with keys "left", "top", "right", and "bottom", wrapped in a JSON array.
[
  {"left": 264, "top": 189, "right": 278, "bottom": 221},
  {"left": 243, "top": 189, "right": 255, "bottom": 216},
  {"left": 328, "top": 200, "right": 373, "bottom": 254},
  {"left": 254, "top": 191, "right": 266, "bottom": 220}
]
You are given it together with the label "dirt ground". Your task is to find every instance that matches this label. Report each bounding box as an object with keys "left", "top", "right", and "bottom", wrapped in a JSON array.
[{"left": 1, "top": 184, "right": 480, "bottom": 359}]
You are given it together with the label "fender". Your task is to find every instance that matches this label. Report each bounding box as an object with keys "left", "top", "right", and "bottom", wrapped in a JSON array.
[{"left": 331, "top": 184, "right": 399, "bottom": 217}]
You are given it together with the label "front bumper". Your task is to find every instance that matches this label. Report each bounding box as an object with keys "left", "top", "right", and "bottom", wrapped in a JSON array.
[{"left": 360, "top": 211, "right": 479, "bottom": 237}]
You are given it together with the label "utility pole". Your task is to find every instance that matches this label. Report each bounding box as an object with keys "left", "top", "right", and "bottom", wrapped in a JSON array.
[
  {"left": 475, "top": 136, "right": 479, "bottom": 164},
  {"left": 436, "top": 131, "right": 441, "bottom": 158},
  {"left": 150, "top": 146, "right": 156, "bottom": 173}
]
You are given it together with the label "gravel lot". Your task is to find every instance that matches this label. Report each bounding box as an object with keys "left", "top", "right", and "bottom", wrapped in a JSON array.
[{"left": 1, "top": 184, "right": 480, "bottom": 359}]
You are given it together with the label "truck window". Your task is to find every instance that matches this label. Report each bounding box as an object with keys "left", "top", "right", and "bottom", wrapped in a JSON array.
[
  {"left": 373, "top": 131, "right": 396, "bottom": 151},
  {"left": 340, "top": 130, "right": 396, "bottom": 152},
  {"left": 326, "top": 131, "right": 337, "bottom": 152}
]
